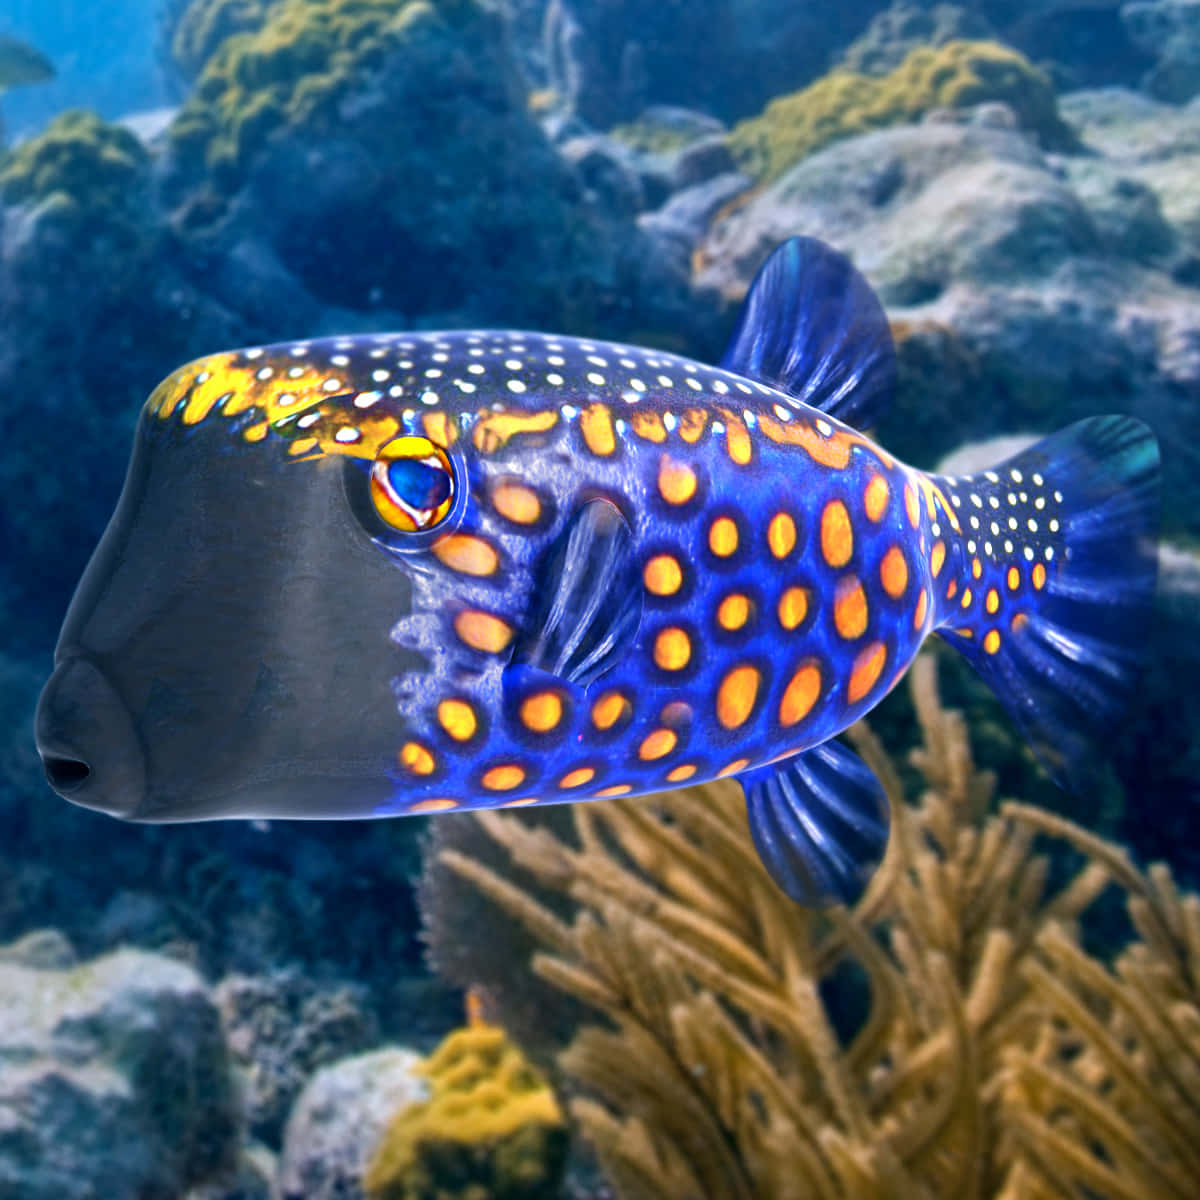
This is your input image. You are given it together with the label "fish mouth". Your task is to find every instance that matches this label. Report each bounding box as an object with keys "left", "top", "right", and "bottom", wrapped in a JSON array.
[{"left": 35, "top": 655, "right": 146, "bottom": 818}]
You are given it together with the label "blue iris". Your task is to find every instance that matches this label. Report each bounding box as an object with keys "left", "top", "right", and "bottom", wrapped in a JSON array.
[{"left": 386, "top": 457, "right": 451, "bottom": 511}]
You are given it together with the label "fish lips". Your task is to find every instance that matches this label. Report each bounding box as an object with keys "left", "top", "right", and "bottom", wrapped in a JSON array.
[{"left": 36, "top": 654, "right": 147, "bottom": 819}]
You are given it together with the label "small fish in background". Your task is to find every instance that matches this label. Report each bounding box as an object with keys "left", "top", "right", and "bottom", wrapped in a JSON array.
[
  {"left": 0, "top": 34, "right": 54, "bottom": 145},
  {"left": 35, "top": 237, "right": 1159, "bottom": 907}
]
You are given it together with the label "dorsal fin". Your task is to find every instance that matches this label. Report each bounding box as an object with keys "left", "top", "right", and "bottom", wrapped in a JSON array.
[{"left": 719, "top": 236, "right": 896, "bottom": 430}]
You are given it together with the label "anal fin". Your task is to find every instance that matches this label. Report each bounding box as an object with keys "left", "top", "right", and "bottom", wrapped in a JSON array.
[{"left": 743, "top": 740, "right": 890, "bottom": 907}]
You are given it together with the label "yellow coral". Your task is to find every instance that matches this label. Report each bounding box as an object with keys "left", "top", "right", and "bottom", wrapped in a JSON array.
[
  {"left": 431, "top": 655, "right": 1200, "bottom": 1198},
  {"left": 730, "top": 39, "right": 1077, "bottom": 183},
  {"left": 363, "top": 1007, "right": 567, "bottom": 1200}
]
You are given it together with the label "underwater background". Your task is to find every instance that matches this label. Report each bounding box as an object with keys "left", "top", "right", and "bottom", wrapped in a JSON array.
[{"left": 1, "top": 0, "right": 1199, "bottom": 1196}]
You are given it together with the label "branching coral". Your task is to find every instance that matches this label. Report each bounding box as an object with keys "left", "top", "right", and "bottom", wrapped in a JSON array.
[{"left": 424, "top": 655, "right": 1200, "bottom": 1198}]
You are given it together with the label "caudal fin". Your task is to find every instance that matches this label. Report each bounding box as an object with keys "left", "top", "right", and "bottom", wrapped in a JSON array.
[{"left": 935, "top": 416, "right": 1159, "bottom": 790}]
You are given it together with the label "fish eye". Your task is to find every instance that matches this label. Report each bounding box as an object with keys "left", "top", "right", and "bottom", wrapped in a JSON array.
[{"left": 369, "top": 436, "right": 455, "bottom": 533}]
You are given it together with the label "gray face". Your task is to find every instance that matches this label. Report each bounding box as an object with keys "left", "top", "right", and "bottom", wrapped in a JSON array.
[{"left": 36, "top": 414, "right": 422, "bottom": 821}]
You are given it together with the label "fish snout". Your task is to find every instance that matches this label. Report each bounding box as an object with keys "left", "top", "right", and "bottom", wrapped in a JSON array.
[{"left": 36, "top": 657, "right": 145, "bottom": 818}]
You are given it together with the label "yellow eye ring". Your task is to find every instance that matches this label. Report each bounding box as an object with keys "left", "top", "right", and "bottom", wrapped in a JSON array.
[{"left": 369, "top": 436, "right": 455, "bottom": 532}]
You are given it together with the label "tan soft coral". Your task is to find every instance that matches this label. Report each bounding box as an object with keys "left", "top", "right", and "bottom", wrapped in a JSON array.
[{"left": 425, "top": 655, "right": 1200, "bottom": 1198}]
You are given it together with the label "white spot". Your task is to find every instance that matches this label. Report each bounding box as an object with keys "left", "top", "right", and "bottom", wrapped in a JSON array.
[
  {"left": 277, "top": 392, "right": 297, "bottom": 407},
  {"left": 663, "top": 412, "right": 678, "bottom": 432},
  {"left": 772, "top": 404, "right": 793, "bottom": 422},
  {"left": 1045, "top": 547, "right": 1055, "bottom": 560},
  {"left": 971, "top": 494, "right": 983, "bottom": 508},
  {"left": 420, "top": 390, "right": 439, "bottom": 405},
  {"left": 433, "top": 353, "right": 449, "bottom": 363},
  {"left": 547, "top": 355, "right": 565, "bottom": 367},
  {"left": 967, "top": 540, "right": 977, "bottom": 553},
  {"left": 455, "top": 380, "right": 476, "bottom": 394},
  {"left": 1004, "top": 539, "right": 1014, "bottom": 554},
  {"left": 389, "top": 385, "right": 404, "bottom": 397},
  {"left": 1007, "top": 492, "right": 1017, "bottom": 505},
  {"left": 288, "top": 366, "right": 305, "bottom": 378},
  {"left": 1032, "top": 472, "right": 1044, "bottom": 486},
  {"left": 712, "top": 420, "right": 726, "bottom": 434},
  {"left": 247, "top": 347, "right": 265, "bottom": 360},
  {"left": 985, "top": 542, "right": 994, "bottom": 555},
  {"left": 468, "top": 347, "right": 484, "bottom": 357},
  {"left": 686, "top": 377, "right": 702, "bottom": 390},
  {"left": 505, "top": 359, "right": 523, "bottom": 370},
  {"left": 1049, "top": 519, "right": 1060, "bottom": 533},
  {"left": 547, "top": 373, "right": 564, "bottom": 386},
  {"left": 713, "top": 380, "right": 729, "bottom": 395},
  {"left": 1054, "top": 490, "right": 1063, "bottom": 503},
  {"left": 561, "top": 404, "right": 578, "bottom": 419},
  {"left": 399, "top": 360, "right": 413, "bottom": 369},
  {"left": 425, "top": 368, "right": 443, "bottom": 379},
  {"left": 587, "top": 372, "right": 605, "bottom": 386},
  {"left": 507, "top": 380, "right": 527, "bottom": 394},
  {"left": 372, "top": 369, "right": 390, "bottom": 383},
  {"left": 587, "top": 355, "right": 607, "bottom": 367},
  {"left": 816, "top": 419, "right": 834, "bottom": 437},
  {"left": 1024, "top": 546, "right": 1035, "bottom": 561},
  {"left": 658, "top": 375, "right": 674, "bottom": 387},
  {"left": 1011, "top": 469, "right": 1023, "bottom": 483},
  {"left": 620, "top": 358, "right": 636, "bottom": 369},
  {"left": 630, "top": 378, "right": 646, "bottom": 392},
  {"left": 331, "top": 354, "right": 350, "bottom": 367},
  {"left": 1034, "top": 496, "right": 1045, "bottom": 510},
  {"left": 195, "top": 371, "right": 211, "bottom": 384},
  {"left": 334, "top": 427, "right": 360, "bottom": 443},
  {"left": 1008, "top": 517, "right": 1018, "bottom": 530},
  {"left": 467, "top": 363, "right": 485, "bottom": 375},
  {"left": 256, "top": 367, "right": 274, "bottom": 381},
  {"left": 736, "top": 382, "right": 753, "bottom": 394},
  {"left": 991, "top": 522, "right": 1000, "bottom": 535},
  {"left": 354, "top": 391, "right": 382, "bottom": 408},
  {"left": 322, "top": 378, "right": 343, "bottom": 392},
  {"left": 615, "top": 418, "right": 627, "bottom": 434},
  {"left": 985, "top": 471, "right": 999, "bottom": 483},
  {"left": 298, "top": 412, "right": 321, "bottom": 429},
  {"left": 1028, "top": 519, "right": 1038, "bottom": 532},
  {"left": 951, "top": 494, "right": 961, "bottom": 507},
  {"left": 932, "top": 522, "right": 941, "bottom": 537}
]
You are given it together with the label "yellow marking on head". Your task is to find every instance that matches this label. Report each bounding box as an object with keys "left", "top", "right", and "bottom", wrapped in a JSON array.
[
  {"left": 422, "top": 410, "right": 458, "bottom": 447},
  {"left": 834, "top": 576, "right": 869, "bottom": 640},
  {"left": 438, "top": 698, "right": 478, "bottom": 742},
  {"left": 722, "top": 415, "right": 753, "bottom": 466},
  {"left": 639, "top": 728, "right": 678, "bottom": 760},
  {"left": 777, "top": 587, "right": 809, "bottom": 631},
  {"left": 986, "top": 588, "right": 1000, "bottom": 615},
  {"left": 717, "top": 593, "right": 752, "bottom": 632},
  {"left": 644, "top": 554, "right": 684, "bottom": 597},
  {"left": 709, "top": 516, "right": 739, "bottom": 557},
  {"left": 560, "top": 766, "right": 595, "bottom": 789},
  {"left": 666, "top": 764, "right": 697, "bottom": 784},
  {"left": 653, "top": 627, "right": 692, "bottom": 671},
  {"left": 1032, "top": 562, "right": 1047, "bottom": 590},
  {"left": 490, "top": 480, "right": 542, "bottom": 525},
  {"left": 657, "top": 456, "right": 698, "bottom": 505},
  {"left": 972, "top": 557, "right": 983, "bottom": 579},
  {"left": 579, "top": 403, "right": 616, "bottom": 456},
  {"left": 716, "top": 665, "right": 760, "bottom": 729},
  {"left": 904, "top": 483, "right": 920, "bottom": 528},
  {"left": 864, "top": 474, "right": 889, "bottom": 522},
  {"left": 595, "top": 784, "right": 633, "bottom": 797},
  {"left": 767, "top": 512, "right": 797, "bottom": 559},
  {"left": 677, "top": 408, "right": 709, "bottom": 443},
  {"left": 432, "top": 534, "right": 499, "bottom": 577},
  {"left": 960, "top": 588, "right": 973, "bottom": 608},
  {"left": 930, "top": 540, "right": 946, "bottom": 578},
  {"left": 820, "top": 500, "right": 853, "bottom": 567},
  {"left": 848, "top": 641, "right": 887, "bottom": 704},
  {"left": 408, "top": 798, "right": 459, "bottom": 813},
  {"left": 630, "top": 411, "right": 668, "bottom": 443},
  {"left": 481, "top": 764, "right": 526, "bottom": 791},
  {"left": 472, "top": 409, "right": 557, "bottom": 454},
  {"left": 913, "top": 588, "right": 929, "bottom": 629},
  {"left": 780, "top": 661, "right": 821, "bottom": 726},
  {"left": 880, "top": 546, "right": 908, "bottom": 598},
  {"left": 520, "top": 691, "right": 564, "bottom": 733},
  {"left": 453, "top": 611, "right": 514, "bottom": 655},
  {"left": 399, "top": 742, "right": 436, "bottom": 776},
  {"left": 984, "top": 629, "right": 1001, "bottom": 655},
  {"left": 757, "top": 414, "right": 851, "bottom": 468},
  {"left": 1008, "top": 566, "right": 1021, "bottom": 591},
  {"left": 591, "top": 690, "right": 630, "bottom": 730}
]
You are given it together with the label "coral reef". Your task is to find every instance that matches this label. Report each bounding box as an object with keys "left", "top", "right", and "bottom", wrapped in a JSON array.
[
  {"left": 363, "top": 1001, "right": 567, "bottom": 1200},
  {"left": 425, "top": 656, "right": 1200, "bottom": 1197},
  {"left": 163, "top": 0, "right": 276, "bottom": 84},
  {"left": 729, "top": 39, "right": 1078, "bottom": 184},
  {"left": 839, "top": 3, "right": 993, "bottom": 76}
]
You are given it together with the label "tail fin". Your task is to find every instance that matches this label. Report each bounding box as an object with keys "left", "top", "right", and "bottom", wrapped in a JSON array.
[{"left": 934, "top": 416, "right": 1159, "bottom": 790}]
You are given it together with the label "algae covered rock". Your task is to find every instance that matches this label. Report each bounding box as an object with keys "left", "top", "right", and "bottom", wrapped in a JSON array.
[
  {"left": 164, "top": 0, "right": 277, "bottom": 84},
  {"left": 730, "top": 39, "right": 1078, "bottom": 183},
  {"left": 364, "top": 1012, "right": 567, "bottom": 1200},
  {"left": 0, "top": 947, "right": 238, "bottom": 1199}
]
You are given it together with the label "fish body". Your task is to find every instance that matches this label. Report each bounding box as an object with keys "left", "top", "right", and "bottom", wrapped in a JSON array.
[{"left": 37, "top": 239, "right": 1160, "bottom": 905}]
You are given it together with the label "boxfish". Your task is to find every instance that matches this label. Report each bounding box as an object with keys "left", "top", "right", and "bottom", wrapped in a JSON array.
[{"left": 35, "top": 238, "right": 1160, "bottom": 906}]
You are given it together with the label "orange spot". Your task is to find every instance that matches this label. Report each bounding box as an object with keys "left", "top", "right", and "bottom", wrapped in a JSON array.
[
  {"left": 820, "top": 500, "right": 853, "bottom": 567},
  {"left": 591, "top": 690, "right": 630, "bottom": 730},
  {"left": 639, "top": 728, "right": 678, "bottom": 760},
  {"left": 946, "top": 578, "right": 958, "bottom": 600},
  {"left": 777, "top": 587, "right": 810, "bottom": 631},
  {"left": 595, "top": 784, "right": 633, "bottom": 797},
  {"left": 880, "top": 546, "right": 908, "bottom": 598},
  {"left": 399, "top": 742, "right": 435, "bottom": 776},
  {"left": 433, "top": 534, "right": 499, "bottom": 577},
  {"left": 560, "top": 766, "right": 595, "bottom": 789},
  {"left": 1032, "top": 562, "right": 1047, "bottom": 590},
  {"left": 244, "top": 421, "right": 269, "bottom": 443},
  {"left": 422, "top": 410, "right": 457, "bottom": 447},
  {"left": 724, "top": 417, "right": 753, "bottom": 465},
  {"left": 631, "top": 411, "right": 667, "bottom": 443},
  {"left": 454, "top": 611, "right": 514, "bottom": 654},
  {"left": 579, "top": 403, "right": 616, "bottom": 456},
  {"left": 666, "top": 764, "right": 696, "bottom": 783},
  {"left": 653, "top": 627, "right": 692, "bottom": 671},
  {"left": 1011, "top": 612, "right": 1029, "bottom": 633},
  {"left": 972, "top": 558, "right": 983, "bottom": 579},
  {"left": 848, "top": 642, "right": 887, "bottom": 704},
  {"left": 767, "top": 512, "right": 797, "bottom": 559},
  {"left": 289, "top": 437, "right": 319, "bottom": 457},
  {"left": 834, "top": 576, "right": 869, "bottom": 640},
  {"left": 481, "top": 764, "right": 526, "bottom": 791},
  {"left": 520, "top": 691, "right": 564, "bottom": 733},
  {"left": 984, "top": 630, "right": 1001, "bottom": 655},
  {"left": 1008, "top": 566, "right": 1021, "bottom": 591},
  {"left": 438, "top": 698, "right": 478, "bottom": 742},
  {"left": 904, "top": 483, "right": 920, "bottom": 528},
  {"left": 409, "top": 798, "right": 459, "bottom": 814},
  {"left": 491, "top": 480, "right": 541, "bottom": 525},
  {"left": 986, "top": 588, "right": 1000, "bottom": 615},
  {"left": 499, "top": 797, "right": 540, "bottom": 808},
  {"left": 716, "top": 665, "right": 760, "bottom": 729},
  {"left": 657, "top": 456, "right": 698, "bottom": 505},
  {"left": 677, "top": 409, "right": 709, "bottom": 443},
  {"left": 960, "top": 588, "right": 973, "bottom": 609},
  {"left": 644, "top": 555, "right": 683, "bottom": 596},
  {"left": 709, "top": 516, "right": 739, "bottom": 557},
  {"left": 930, "top": 541, "right": 946, "bottom": 578},
  {"left": 780, "top": 661, "right": 822, "bottom": 726},
  {"left": 913, "top": 589, "right": 929, "bottom": 630},
  {"left": 717, "top": 593, "right": 752, "bottom": 632},
  {"left": 757, "top": 414, "right": 852, "bottom": 468},
  {"left": 472, "top": 409, "right": 558, "bottom": 454},
  {"left": 864, "top": 474, "right": 890, "bottom": 522},
  {"left": 718, "top": 757, "right": 750, "bottom": 777}
]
